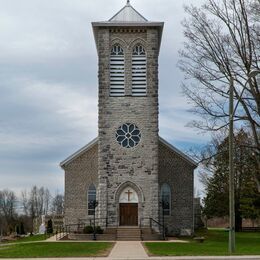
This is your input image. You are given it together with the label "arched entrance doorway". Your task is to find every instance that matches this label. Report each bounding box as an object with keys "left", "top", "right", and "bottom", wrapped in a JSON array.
[{"left": 119, "top": 187, "right": 138, "bottom": 226}]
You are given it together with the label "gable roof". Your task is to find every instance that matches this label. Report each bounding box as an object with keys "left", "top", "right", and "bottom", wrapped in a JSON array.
[
  {"left": 159, "top": 137, "right": 198, "bottom": 167},
  {"left": 109, "top": 1, "right": 148, "bottom": 22},
  {"left": 60, "top": 136, "right": 198, "bottom": 168},
  {"left": 60, "top": 137, "right": 98, "bottom": 168}
]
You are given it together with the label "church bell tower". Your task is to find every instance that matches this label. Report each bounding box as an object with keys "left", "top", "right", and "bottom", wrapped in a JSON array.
[{"left": 92, "top": 1, "right": 164, "bottom": 227}]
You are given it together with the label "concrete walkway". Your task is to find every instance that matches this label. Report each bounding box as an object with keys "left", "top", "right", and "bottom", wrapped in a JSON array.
[
  {"left": 46, "top": 234, "right": 57, "bottom": 241},
  {"left": 109, "top": 241, "right": 148, "bottom": 259}
]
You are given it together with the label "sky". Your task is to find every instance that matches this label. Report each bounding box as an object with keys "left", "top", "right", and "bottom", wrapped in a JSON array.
[{"left": 0, "top": 0, "right": 208, "bottom": 198}]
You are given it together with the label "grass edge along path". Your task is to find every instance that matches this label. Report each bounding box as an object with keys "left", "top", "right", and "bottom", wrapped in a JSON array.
[
  {"left": 0, "top": 242, "right": 114, "bottom": 258},
  {"left": 144, "top": 229, "right": 260, "bottom": 256},
  {"left": 3, "top": 234, "right": 47, "bottom": 244}
]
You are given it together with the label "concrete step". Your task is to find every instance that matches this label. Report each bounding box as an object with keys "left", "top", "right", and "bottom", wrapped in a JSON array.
[
  {"left": 104, "top": 227, "right": 117, "bottom": 234},
  {"left": 117, "top": 230, "right": 140, "bottom": 232},
  {"left": 116, "top": 227, "right": 142, "bottom": 241},
  {"left": 117, "top": 230, "right": 141, "bottom": 235},
  {"left": 68, "top": 233, "right": 116, "bottom": 240},
  {"left": 117, "top": 234, "right": 141, "bottom": 237},
  {"left": 117, "top": 228, "right": 140, "bottom": 231},
  {"left": 117, "top": 237, "right": 141, "bottom": 241}
]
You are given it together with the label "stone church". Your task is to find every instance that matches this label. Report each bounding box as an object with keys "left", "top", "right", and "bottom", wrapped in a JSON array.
[{"left": 60, "top": 1, "right": 197, "bottom": 237}]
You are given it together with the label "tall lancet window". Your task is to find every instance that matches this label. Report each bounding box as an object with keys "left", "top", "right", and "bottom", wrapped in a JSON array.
[
  {"left": 161, "top": 183, "right": 171, "bottom": 216},
  {"left": 88, "top": 184, "right": 96, "bottom": 215},
  {"left": 110, "top": 44, "right": 125, "bottom": 96},
  {"left": 132, "top": 44, "right": 146, "bottom": 96}
]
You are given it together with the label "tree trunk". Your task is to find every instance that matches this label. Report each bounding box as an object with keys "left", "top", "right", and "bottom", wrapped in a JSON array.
[{"left": 235, "top": 211, "right": 242, "bottom": 231}]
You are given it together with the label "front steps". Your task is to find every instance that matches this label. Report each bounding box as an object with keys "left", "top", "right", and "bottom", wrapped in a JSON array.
[
  {"left": 66, "top": 226, "right": 162, "bottom": 241},
  {"left": 116, "top": 227, "right": 162, "bottom": 241},
  {"left": 117, "top": 227, "right": 141, "bottom": 241}
]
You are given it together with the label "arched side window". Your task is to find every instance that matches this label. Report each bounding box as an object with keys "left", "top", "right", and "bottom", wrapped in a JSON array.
[
  {"left": 160, "top": 183, "right": 171, "bottom": 216},
  {"left": 110, "top": 44, "right": 125, "bottom": 96},
  {"left": 132, "top": 44, "right": 146, "bottom": 96},
  {"left": 88, "top": 184, "right": 96, "bottom": 215}
]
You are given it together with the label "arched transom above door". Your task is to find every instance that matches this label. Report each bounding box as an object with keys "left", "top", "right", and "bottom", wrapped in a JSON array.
[{"left": 119, "top": 187, "right": 138, "bottom": 203}]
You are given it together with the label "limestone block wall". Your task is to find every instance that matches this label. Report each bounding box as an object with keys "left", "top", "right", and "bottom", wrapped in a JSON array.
[
  {"left": 97, "top": 27, "right": 160, "bottom": 226},
  {"left": 63, "top": 143, "right": 98, "bottom": 225},
  {"left": 158, "top": 141, "right": 195, "bottom": 235}
]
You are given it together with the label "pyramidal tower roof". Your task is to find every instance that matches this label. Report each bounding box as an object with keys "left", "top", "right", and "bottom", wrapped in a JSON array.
[
  {"left": 92, "top": 1, "right": 164, "bottom": 51},
  {"left": 109, "top": 0, "right": 148, "bottom": 22}
]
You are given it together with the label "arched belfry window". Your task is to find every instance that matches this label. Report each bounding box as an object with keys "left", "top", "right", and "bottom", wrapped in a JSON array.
[
  {"left": 110, "top": 44, "right": 125, "bottom": 96},
  {"left": 160, "top": 183, "right": 171, "bottom": 216},
  {"left": 132, "top": 44, "right": 146, "bottom": 96},
  {"left": 88, "top": 184, "right": 96, "bottom": 215}
]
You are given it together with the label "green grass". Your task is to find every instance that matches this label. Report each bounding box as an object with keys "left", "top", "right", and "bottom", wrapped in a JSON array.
[
  {"left": 0, "top": 242, "right": 114, "bottom": 258},
  {"left": 144, "top": 229, "right": 260, "bottom": 256},
  {"left": 4, "top": 234, "right": 47, "bottom": 243}
]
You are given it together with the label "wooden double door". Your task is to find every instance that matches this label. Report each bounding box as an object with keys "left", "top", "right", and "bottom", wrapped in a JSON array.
[{"left": 119, "top": 203, "right": 138, "bottom": 226}]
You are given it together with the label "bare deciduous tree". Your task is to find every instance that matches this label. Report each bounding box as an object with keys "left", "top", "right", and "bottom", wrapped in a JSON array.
[
  {"left": 43, "top": 189, "right": 51, "bottom": 215},
  {"left": 0, "top": 190, "right": 17, "bottom": 233},
  {"left": 51, "top": 194, "right": 64, "bottom": 216},
  {"left": 179, "top": 0, "right": 260, "bottom": 190},
  {"left": 21, "top": 190, "right": 29, "bottom": 216},
  {"left": 21, "top": 186, "right": 51, "bottom": 231}
]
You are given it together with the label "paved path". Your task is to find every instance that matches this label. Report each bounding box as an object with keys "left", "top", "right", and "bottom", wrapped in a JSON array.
[
  {"left": 109, "top": 241, "right": 148, "bottom": 259},
  {"left": 46, "top": 235, "right": 57, "bottom": 241}
]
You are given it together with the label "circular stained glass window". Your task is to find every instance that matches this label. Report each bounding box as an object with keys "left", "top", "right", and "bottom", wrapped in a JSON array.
[{"left": 116, "top": 123, "right": 141, "bottom": 148}]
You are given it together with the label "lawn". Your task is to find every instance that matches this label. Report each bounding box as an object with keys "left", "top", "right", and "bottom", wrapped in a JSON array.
[
  {"left": 144, "top": 229, "right": 260, "bottom": 256},
  {"left": 4, "top": 234, "right": 47, "bottom": 243},
  {"left": 0, "top": 242, "right": 114, "bottom": 258}
]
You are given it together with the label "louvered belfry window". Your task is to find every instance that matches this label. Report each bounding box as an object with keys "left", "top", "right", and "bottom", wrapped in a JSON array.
[
  {"left": 110, "top": 44, "right": 125, "bottom": 96},
  {"left": 132, "top": 44, "right": 147, "bottom": 96}
]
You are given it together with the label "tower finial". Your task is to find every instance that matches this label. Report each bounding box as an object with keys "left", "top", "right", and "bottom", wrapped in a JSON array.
[{"left": 127, "top": 0, "right": 130, "bottom": 5}]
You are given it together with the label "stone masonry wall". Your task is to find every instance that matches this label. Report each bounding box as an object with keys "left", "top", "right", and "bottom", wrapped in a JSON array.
[
  {"left": 63, "top": 143, "right": 98, "bottom": 226},
  {"left": 97, "top": 27, "right": 160, "bottom": 226},
  {"left": 158, "top": 141, "right": 195, "bottom": 235}
]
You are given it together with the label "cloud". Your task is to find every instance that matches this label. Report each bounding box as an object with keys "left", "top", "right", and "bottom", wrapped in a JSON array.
[
  {"left": 0, "top": 0, "right": 207, "bottom": 196},
  {"left": 0, "top": 76, "right": 98, "bottom": 193}
]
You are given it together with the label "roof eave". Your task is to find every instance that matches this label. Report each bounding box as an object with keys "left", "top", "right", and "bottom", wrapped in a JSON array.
[
  {"left": 92, "top": 21, "right": 164, "bottom": 28},
  {"left": 60, "top": 137, "right": 98, "bottom": 168},
  {"left": 92, "top": 21, "right": 164, "bottom": 53}
]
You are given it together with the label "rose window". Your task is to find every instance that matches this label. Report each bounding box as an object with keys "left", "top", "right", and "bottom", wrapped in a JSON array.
[{"left": 116, "top": 123, "right": 141, "bottom": 148}]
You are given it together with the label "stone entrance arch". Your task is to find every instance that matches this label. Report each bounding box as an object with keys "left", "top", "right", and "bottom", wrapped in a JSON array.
[{"left": 115, "top": 181, "right": 144, "bottom": 226}]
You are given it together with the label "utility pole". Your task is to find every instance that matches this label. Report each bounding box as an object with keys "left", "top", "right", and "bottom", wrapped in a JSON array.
[
  {"left": 228, "top": 69, "right": 260, "bottom": 254},
  {"left": 229, "top": 76, "right": 235, "bottom": 253}
]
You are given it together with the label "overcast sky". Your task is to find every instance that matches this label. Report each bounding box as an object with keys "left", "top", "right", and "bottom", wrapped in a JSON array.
[{"left": 0, "top": 0, "right": 208, "bottom": 197}]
